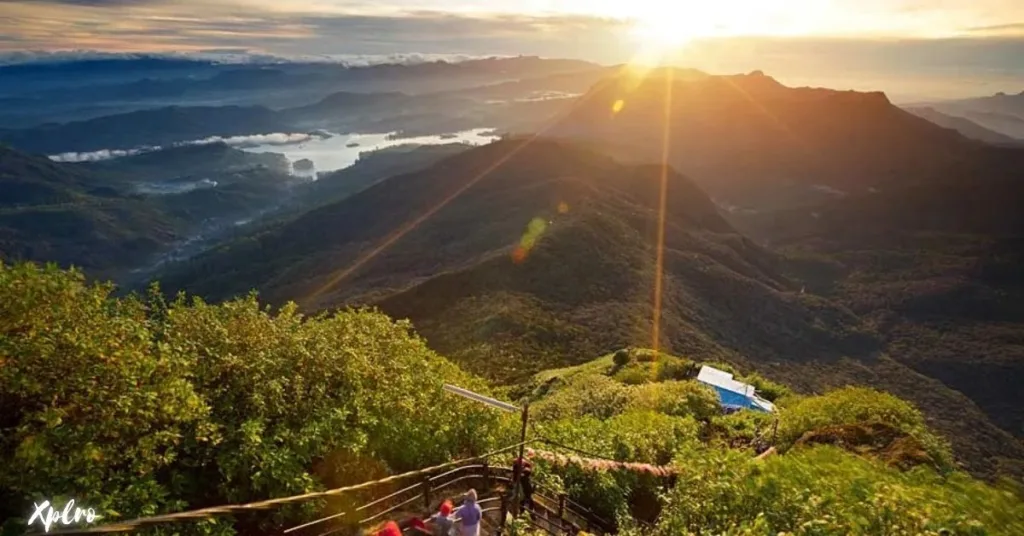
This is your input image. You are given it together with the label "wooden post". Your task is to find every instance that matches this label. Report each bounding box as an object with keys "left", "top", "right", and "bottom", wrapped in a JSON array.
[
  {"left": 770, "top": 417, "right": 779, "bottom": 445},
  {"left": 423, "top": 476, "right": 432, "bottom": 511},
  {"left": 482, "top": 460, "right": 491, "bottom": 492},
  {"left": 496, "top": 492, "right": 509, "bottom": 536},
  {"left": 510, "top": 403, "right": 529, "bottom": 517},
  {"left": 557, "top": 494, "right": 567, "bottom": 535}
]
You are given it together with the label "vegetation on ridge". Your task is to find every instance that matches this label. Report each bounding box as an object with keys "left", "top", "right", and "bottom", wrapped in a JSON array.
[
  {"left": 2, "top": 263, "right": 1024, "bottom": 534},
  {"left": 0, "top": 262, "right": 514, "bottom": 533}
]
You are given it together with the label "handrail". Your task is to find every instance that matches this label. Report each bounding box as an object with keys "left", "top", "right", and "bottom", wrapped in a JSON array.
[
  {"left": 37, "top": 441, "right": 536, "bottom": 535},
  {"left": 356, "top": 480, "right": 426, "bottom": 513},
  {"left": 306, "top": 466, "right": 506, "bottom": 535},
  {"left": 430, "top": 464, "right": 483, "bottom": 482},
  {"left": 349, "top": 466, "right": 604, "bottom": 536},
  {"left": 42, "top": 437, "right": 609, "bottom": 536},
  {"left": 533, "top": 485, "right": 612, "bottom": 531},
  {"left": 360, "top": 494, "right": 425, "bottom": 525}
]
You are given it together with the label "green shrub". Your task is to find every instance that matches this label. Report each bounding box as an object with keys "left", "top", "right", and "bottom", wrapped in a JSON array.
[
  {"left": 535, "top": 411, "right": 700, "bottom": 523},
  {"left": 654, "top": 358, "right": 697, "bottom": 381},
  {"left": 709, "top": 410, "right": 776, "bottom": 445},
  {"left": 656, "top": 445, "right": 1024, "bottom": 535},
  {"left": 613, "top": 348, "right": 631, "bottom": 368},
  {"left": 538, "top": 411, "right": 700, "bottom": 465},
  {"left": 627, "top": 381, "right": 721, "bottom": 420},
  {"left": 0, "top": 263, "right": 512, "bottom": 530},
  {"left": 531, "top": 374, "right": 631, "bottom": 420},
  {"left": 777, "top": 386, "right": 953, "bottom": 468},
  {"left": 737, "top": 372, "right": 791, "bottom": 402},
  {"left": 613, "top": 363, "right": 654, "bottom": 385},
  {"left": 632, "top": 349, "right": 661, "bottom": 363},
  {"left": 0, "top": 263, "right": 209, "bottom": 522}
]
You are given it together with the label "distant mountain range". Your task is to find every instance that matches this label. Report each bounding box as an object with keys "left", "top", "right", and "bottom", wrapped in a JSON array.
[
  {"left": 0, "top": 58, "right": 609, "bottom": 155},
  {"left": 913, "top": 91, "right": 1024, "bottom": 139},
  {"left": 550, "top": 69, "right": 1008, "bottom": 209},
  {"left": 904, "top": 107, "right": 1022, "bottom": 145},
  {"left": 0, "top": 56, "right": 603, "bottom": 128},
  {"left": 0, "top": 106, "right": 289, "bottom": 154}
]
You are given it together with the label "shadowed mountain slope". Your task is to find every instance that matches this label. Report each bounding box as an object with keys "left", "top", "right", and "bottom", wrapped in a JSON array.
[
  {"left": 0, "top": 145, "right": 181, "bottom": 276},
  {"left": 156, "top": 138, "right": 1024, "bottom": 477}
]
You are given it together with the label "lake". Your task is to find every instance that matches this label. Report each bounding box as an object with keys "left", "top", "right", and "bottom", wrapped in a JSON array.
[{"left": 241, "top": 128, "right": 499, "bottom": 175}]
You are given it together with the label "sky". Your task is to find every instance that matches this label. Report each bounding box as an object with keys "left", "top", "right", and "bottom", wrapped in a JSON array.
[{"left": 1, "top": 0, "right": 1023, "bottom": 100}]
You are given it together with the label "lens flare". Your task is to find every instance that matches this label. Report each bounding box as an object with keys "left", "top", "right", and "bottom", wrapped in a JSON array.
[{"left": 511, "top": 217, "right": 548, "bottom": 264}]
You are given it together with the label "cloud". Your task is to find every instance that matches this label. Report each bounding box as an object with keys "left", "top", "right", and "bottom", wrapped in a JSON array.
[
  {"left": 0, "top": 48, "right": 497, "bottom": 66},
  {"left": 0, "top": 3, "right": 630, "bottom": 58},
  {"left": 48, "top": 132, "right": 318, "bottom": 162},
  {"left": 183, "top": 134, "right": 311, "bottom": 148},
  {"left": 965, "top": 22, "right": 1024, "bottom": 36},
  {"left": 49, "top": 147, "right": 148, "bottom": 162},
  {"left": 0, "top": 0, "right": 153, "bottom": 4}
]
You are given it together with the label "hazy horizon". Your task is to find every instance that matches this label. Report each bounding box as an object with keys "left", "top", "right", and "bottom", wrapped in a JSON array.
[{"left": 2, "top": 1, "right": 1023, "bottom": 102}]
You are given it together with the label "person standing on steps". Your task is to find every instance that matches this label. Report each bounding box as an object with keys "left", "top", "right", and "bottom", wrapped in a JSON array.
[
  {"left": 429, "top": 500, "right": 456, "bottom": 536},
  {"left": 513, "top": 455, "right": 535, "bottom": 512},
  {"left": 375, "top": 521, "right": 402, "bottom": 536},
  {"left": 455, "top": 489, "right": 482, "bottom": 536}
]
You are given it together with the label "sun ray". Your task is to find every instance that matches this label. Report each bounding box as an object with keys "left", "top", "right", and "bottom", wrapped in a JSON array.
[{"left": 651, "top": 68, "right": 674, "bottom": 356}]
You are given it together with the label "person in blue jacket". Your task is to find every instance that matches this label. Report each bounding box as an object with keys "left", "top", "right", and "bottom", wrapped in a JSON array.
[{"left": 455, "top": 489, "right": 482, "bottom": 536}]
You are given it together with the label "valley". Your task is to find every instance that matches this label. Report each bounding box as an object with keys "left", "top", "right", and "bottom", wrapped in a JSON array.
[{"left": 2, "top": 53, "right": 1024, "bottom": 534}]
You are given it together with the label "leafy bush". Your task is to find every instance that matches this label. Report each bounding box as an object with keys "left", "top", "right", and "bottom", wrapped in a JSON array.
[
  {"left": 613, "top": 363, "right": 654, "bottom": 385},
  {"left": 777, "top": 386, "right": 953, "bottom": 468},
  {"left": 0, "top": 263, "right": 212, "bottom": 522},
  {"left": 656, "top": 445, "right": 1024, "bottom": 535},
  {"left": 708, "top": 410, "right": 776, "bottom": 446},
  {"left": 531, "top": 374, "right": 631, "bottom": 420},
  {"left": 0, "top": 263, "right": 512, "bottom": 530},
  {"left": 613, "top": 348, "right": 631, "bottom": 368},
  {"left": 627, "top": 381, "right": 721, "bottom": 421},
  {"left": 737, "top": 372, "right": 791, "bottom": 402},
  {"left": 537, "top": 411, "right": 700, "bottom": 465},
  {"left": 653, "top": 358, "right": 697, "bottom": 381},
  {"left": 632, "top": 349, "right": 662, "bottom": 363}
]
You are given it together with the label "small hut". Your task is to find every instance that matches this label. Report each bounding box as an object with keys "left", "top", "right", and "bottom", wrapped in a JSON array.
[{"left": 696, "top": 365, "right": 776, "bottom": 413}]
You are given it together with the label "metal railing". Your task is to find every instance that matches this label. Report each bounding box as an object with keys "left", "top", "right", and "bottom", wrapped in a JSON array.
[
  {"left": 32, "top": 438, "right": 618, "bottom": 536},
  {"left": 294, "top": 460, "right": 611, "bottom": 536},
  {"left": 33, "top": 443, "right": 534, "bottom": 535}
]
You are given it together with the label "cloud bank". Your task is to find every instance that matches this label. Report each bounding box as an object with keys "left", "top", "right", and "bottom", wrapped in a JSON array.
[{"left": 49, "top": 131, "right": 318, "bottom": 162}]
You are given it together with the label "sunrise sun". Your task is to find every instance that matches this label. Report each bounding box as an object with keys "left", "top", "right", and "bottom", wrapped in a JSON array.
[{"left": 631, "top": 15, "right": 699, "bottom": 48}]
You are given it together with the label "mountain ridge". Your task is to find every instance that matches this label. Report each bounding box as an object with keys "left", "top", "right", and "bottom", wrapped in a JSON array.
[{"left": 550, "top": 68, "right": 1002, "bottom": 209}]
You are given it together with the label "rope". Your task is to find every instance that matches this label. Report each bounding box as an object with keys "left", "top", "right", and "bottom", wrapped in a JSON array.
[
  {"left": 536, "top": 437, "right": 616, "bottom": 462},
  {"left": 527, "top": 447, "right": 677, "bottom": 477},
  {"left": 532, "top": 438, "right": 677, "bottom": 477},
  {"left": 34, "top": 441, "right": 536, "bottom": 535}
]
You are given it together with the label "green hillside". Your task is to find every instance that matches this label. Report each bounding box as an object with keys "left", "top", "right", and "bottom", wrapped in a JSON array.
[
  {"left": 154, "top": 138, "right": 1024, "bottom": 479},
  {"left": 0, "top": 144, "right": 305, "bottom": 281},
  {"left": 2, "top": 263, "right": 1023, "bottom": 535}
]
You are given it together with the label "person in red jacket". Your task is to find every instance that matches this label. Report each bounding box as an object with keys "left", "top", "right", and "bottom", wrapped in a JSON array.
[
  {"left": 428, "top": 500, "right": 455, "bottom": 536},
  {"left": 376, "top": 521, "right": 402, "bottom": 536}
]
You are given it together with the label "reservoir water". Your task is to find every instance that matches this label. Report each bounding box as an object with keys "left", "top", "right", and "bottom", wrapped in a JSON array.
[{"left": 241, "top": 128, "right": 499, "bottom": 174}]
